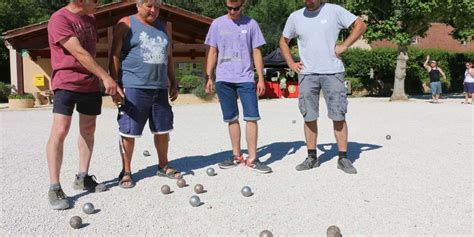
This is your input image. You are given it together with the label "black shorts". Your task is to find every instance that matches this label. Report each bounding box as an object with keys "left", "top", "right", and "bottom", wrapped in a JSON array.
[{"left": 53, "top": 89, "right": 102, "bottom": 116}]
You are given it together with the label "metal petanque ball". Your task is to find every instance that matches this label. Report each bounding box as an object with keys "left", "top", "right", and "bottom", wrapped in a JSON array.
[
  {"left": 241, "top": 186, "right": 253, "bottom": 197},
  {"left": 143, "top": 150, "right": 151, "bottom": 157},
  {"left": 260, "top": 230, "right": 273, "bottom": 237},
  {"left": 292, "top": 120, "right": 296, "bottom": 124},
  {"left": 206, "top": 167, "right": 216, "bottom": 176},
  {"left": 194, "top": 184, "right": 204, "bottom": 194},
  {"left": 327, "top": 225, "right": 342, "bottom": 237},
  {"left": 386, "top": 135, "right": 391, "bottom": 140},
  {"left": 82, "top": 202, "right": 95, "bottom": 215},
  {"left": 161, "top": 185, "right": 171, "bottom": 194},
  {"left": 69, "top": 216, "right": 82, "bottom": 229},
  {"left": 177, "top": 178, "right": 186, "bottom": 188},
  {"left": 189, "top": 195, "right": 201, "bottom": 207}
]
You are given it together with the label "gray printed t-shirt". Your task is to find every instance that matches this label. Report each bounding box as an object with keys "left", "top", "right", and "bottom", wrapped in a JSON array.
[
  {"left": 282, "top": 3, "right": 357, "bottom": 74},
  {"left": 205, "top": 15, "right": 266, "bottom": 83}
]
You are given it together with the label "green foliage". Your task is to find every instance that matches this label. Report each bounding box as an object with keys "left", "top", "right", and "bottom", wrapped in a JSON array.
[
  {"left": 165, "top": 0, "right": 303, "bottom": 55},
  {"left": 192, "top": 81, "right": 215, "bottom": 100},
  {"left": 345, "top": 77, "right": 363, "bottom": 90},
  {"left": 0, "top": 81, "right": 11, "bottom": 102},
  {"left": 342, "top": 48, "right": 474, "bottom": 95},
  {"left": 178, "top": 75, "right": 203, "bottom": 89},
  {"left": 8, "top": 92, "right": 34, "bottom": 100},
  {"left": 346, "top": 0, "right": 473, "bottom": 44}
]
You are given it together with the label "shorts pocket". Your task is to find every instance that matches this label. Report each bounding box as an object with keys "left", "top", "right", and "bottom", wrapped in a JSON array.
[
  {"left": 339, "top": 92, "right": 348, "bottom": 114},
  {"left": 117, "top": 105, "right": 131, "bottom": 134},
  {"left": 298, "top": 94, "right": 307, "bottom": 117}
]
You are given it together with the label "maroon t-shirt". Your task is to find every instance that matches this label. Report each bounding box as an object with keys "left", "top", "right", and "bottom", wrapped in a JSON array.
[{"left": 48, "top": 7, "right": 100, "bottom": 92}]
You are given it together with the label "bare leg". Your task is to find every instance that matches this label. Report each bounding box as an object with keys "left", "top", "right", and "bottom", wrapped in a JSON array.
[
  {"left": 155, "top": 133, "right": 181, "bottom": 178},
  {"left": 46, "top": 114, "right": 72, "bottom": 185},
  {"left": 120, "top": 137, "right": 135, "bottom": 173},
  {"left": 333, "top": 120, "right": 348, "bottom": 153},
  {"left": 228, "top": 120, "right": 241, "bottom": 156},
  {"left": 77, "top": 113, "right": 97, "bottom": 173},
  {"left": 245, "top": 121, "right": 258, "bottom": 162},
  {"left": 304, "top": 120, "right": 318, "bottom": 150},
  {"left": 117, "top": 136, "right": 135, "bottom": 187}
]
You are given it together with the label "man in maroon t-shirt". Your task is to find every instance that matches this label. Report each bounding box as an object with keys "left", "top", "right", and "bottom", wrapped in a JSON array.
[{"left": 46, "top": 0, "right": 123, "bottom": 210}]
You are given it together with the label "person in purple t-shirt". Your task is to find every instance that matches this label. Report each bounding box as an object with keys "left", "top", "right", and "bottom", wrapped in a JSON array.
[
  {"left": 46, "top": 0, "right": 123, "bottom": 210},
  {"left": 205, "top": 0, "right": 271, "bottom": 174}
]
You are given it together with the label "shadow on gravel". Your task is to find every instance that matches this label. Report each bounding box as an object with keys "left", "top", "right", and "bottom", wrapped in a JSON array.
[
  {"left": 97, "top": 141, "right": 306, "bottom": 187},
  {"left": 132, "top": 141, "right": 306, "bottom": 181},
  {"left": 317, "top": 142, "right": 382, "bottom": 165}
]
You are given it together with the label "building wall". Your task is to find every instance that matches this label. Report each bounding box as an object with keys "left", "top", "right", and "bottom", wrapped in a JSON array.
[{"left": 22, "top": 54, "right": 205, "bottom": 94}]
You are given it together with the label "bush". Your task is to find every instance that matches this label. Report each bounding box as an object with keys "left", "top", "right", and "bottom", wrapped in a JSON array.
[
  {"left": 178, "top": 75, "right": 203, "bottom": 89},
  {"left": 0, "top": 82, "right": 11, "bottom": 102},
  {"left": 192, "top": 81, "right": 214, "bottom": 100},
  {"left": 8, "top": 93, "right": 34, "bottom": 100}
]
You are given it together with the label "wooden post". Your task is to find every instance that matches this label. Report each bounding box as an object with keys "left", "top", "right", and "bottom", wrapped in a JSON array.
[{"left": 16, "top": 50, "right": 24, "bottom": 95}]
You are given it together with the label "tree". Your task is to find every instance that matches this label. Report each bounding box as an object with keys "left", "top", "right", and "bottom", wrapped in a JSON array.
[{"left": 346, "top": 0, "right": 474, "bottom": 100}]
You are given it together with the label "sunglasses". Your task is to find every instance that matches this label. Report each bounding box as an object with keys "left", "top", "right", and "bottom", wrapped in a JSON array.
[{"left": 226, "top": 5, "right": 242, "bottom": 12}]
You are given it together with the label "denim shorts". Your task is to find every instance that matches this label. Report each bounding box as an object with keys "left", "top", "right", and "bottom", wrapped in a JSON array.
[
  {"left": 463, "top": 82, "right": 474, "bottom": 93},
  {"left": 298, "top": 73, "right": 348, "bottom": 121},
  {"left": 117, "top": 88, "right": 173, "bottom": 137},
  {"left": 215, "top": 81, "right": 260, "bottom": 122},
  {"left": 430, "top": 81, "right": 442, "bottom": 95},
  {"left": 53, "top": 89, "right": 102, "bottom": 116}
]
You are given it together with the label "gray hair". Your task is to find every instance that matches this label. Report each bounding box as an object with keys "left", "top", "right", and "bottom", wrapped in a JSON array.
[{"left": 136, "top": 0, "right": 161, "bottom": 6}]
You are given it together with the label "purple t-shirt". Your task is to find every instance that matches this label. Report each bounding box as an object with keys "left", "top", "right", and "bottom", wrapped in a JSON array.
[
  {"left": 205, "top": 15, "right": 266, "bottom": 83},
  {"left": 48, "top": 7, "right": 100, "bottom": 92}
]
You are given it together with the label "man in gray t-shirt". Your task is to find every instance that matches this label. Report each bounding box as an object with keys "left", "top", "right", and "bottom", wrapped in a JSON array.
[{"left": 279, "top": 0, "right": 366, "bottom": 174}]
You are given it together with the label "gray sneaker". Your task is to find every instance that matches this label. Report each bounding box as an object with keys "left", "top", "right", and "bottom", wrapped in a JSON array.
[
  {"left": 295, "top": 156, "right": 320, "bottom": 171},
  {"left": 73, "top": 174, "right": 107, "bottom": 192},
  {"left": 48, "top": 188, "right": 70, "bottom": 210},
  {"left": 218, "top": 155, "right": 244, "bottom": 169},
  {"left": 337, "top": 158, "right": 357, "bottom": 174},
  {"left": 246, "top": 159, "right": 272, "bottom": 174}
]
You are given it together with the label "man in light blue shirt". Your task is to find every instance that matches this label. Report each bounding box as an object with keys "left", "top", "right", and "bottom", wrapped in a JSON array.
[{"left": 279, "top": 0, "right": 366, "bottom": 174}]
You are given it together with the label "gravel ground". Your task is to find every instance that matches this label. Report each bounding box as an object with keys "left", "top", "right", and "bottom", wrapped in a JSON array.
[{"left": 0, "top": 96, "right": 472, "bottom": 236}]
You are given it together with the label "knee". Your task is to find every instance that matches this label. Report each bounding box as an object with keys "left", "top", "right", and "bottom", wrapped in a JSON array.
[
  {"left": 53, "top": 127, "right": 70, "bottom": 141},
  {"left": 333, "top": 120, "right": 346, "bottom": 131},
  {"left": 80, "top": 123, "right": 96, "bottom": 137}
]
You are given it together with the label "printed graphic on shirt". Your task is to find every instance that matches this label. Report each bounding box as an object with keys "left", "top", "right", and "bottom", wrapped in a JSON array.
[
  {"left": 139, "top": 31, "right": 168, "bottom": 64},
  {"left": 72, "top": 23, "right": 96, "bottom": 51}
]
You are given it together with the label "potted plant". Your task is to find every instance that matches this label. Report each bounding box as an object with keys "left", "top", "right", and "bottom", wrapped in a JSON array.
[{"left": 8, "top": 93, "right": 35, "bottom": 109}]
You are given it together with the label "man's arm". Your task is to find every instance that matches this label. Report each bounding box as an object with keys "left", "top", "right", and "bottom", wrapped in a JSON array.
[
  {"left": 335, "top": 18, "right": 367, "bottom": 57},
  {"left": 252, "top": 47, "right": 265, "bottom": 96},
  {"left": 60, "top": 37, "right": 124, "bottom": 97},
  {"left": 279, "top": 36, "right": 303, "bottom": 74},
  {"left": 108, "top": 18, "right": 129, "bottom": 103},
  {"left": 205, "top": 46, "right": 218, "bottom": 93}
]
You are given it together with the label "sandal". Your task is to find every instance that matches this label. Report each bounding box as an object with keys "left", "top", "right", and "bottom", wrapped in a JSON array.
[
  {"left": 118, "top": 170, "right": 135, "bottom": 189},
  {"left": 156, "top": 164, "right": 182, "bottom": 179}
]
